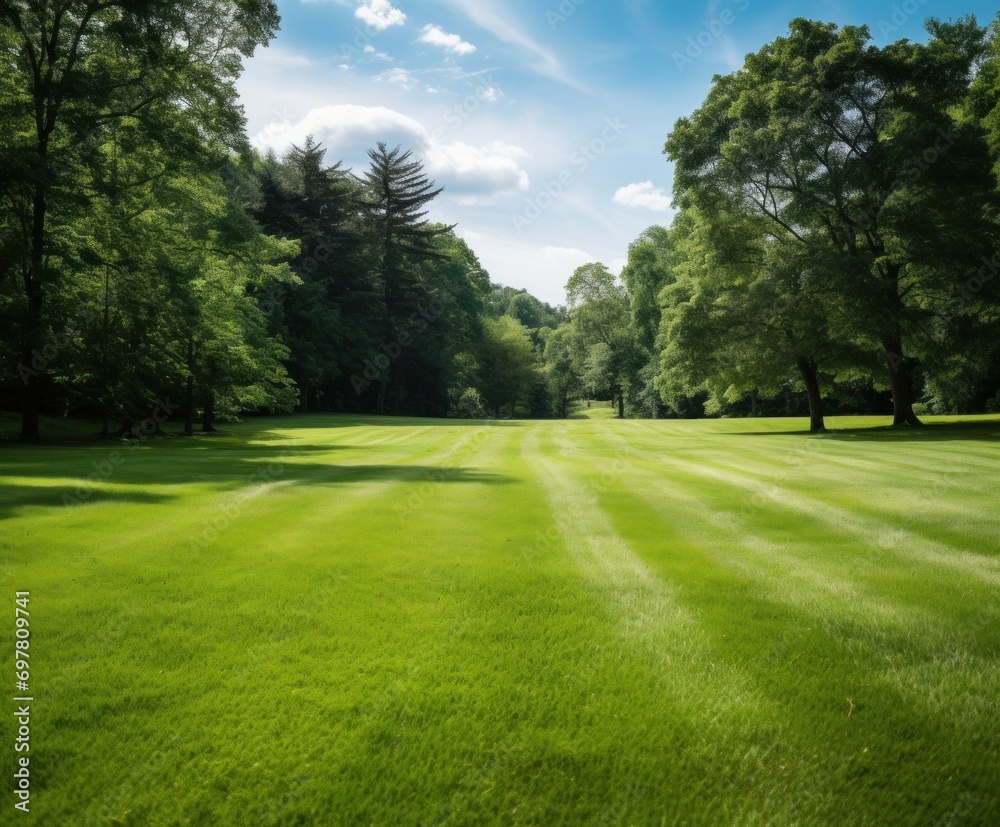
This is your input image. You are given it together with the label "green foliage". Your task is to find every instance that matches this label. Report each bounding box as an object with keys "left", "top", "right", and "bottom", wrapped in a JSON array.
[
  {"left": 477, "top": 315, "right": 540, "bottom": 416},
  {"left": 662, "top": 15, "right": 1000, "bottom": 426},
  {"left": 0, "top": 0, "right": 280, "bottom": 438}
]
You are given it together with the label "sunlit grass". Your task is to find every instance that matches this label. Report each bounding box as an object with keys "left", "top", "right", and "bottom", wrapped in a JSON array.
[{"left": 1, "top": 413, "right": 998, "bottom": 824}]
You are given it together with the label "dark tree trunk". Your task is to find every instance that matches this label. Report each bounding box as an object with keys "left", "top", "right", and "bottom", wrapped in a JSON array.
[
  {"left": 184, "top": 375, "right": 195, "bottom": 435},
  {"left": 20, "top": 338, "right": 41, "bottom": 441},
  {"left": 750, "top": 389, "right": 758, "bottom": 418},
  {"left": 617, "top": 393, "right": 624, "bottom": 419},
  {"left": 184, "top": 339, "right": 195, "bottom": 435},
  {"left": 19, "top": 245, "right": 44, "bottom": 441},
  {"left": 201, "top": 392, "right": 216, "bottom": 433},
  {"left": 882, "top": 338, "right": 923, "bottom": 426},
  {"left": 376, "top": 378, "right": 387, "bottom": 415},
  {"left": 300, "top": 379, "right": 309, "bottom": 414},
  {"left": 20, "top": 135, "right": 49, "bottom": 442},
  {"left": 795, "top": 355, "right": 826, "bottom": 433}
]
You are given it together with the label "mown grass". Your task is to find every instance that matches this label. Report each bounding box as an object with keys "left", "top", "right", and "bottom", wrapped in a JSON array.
[{"left": 1, "top": 412, "right": 998, "bottom": 825}]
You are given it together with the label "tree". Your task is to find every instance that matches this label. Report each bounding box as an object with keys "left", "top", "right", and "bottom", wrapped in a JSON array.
[
  {"left": 477, "top": 316, "right": 539, "bottom": 416},
  {"left": 565, "top": 263, "right": 638, "bottom": 418},
  {"left": 0, "top": 0, "right": 279, "bottom": 439},
  {"left": 254, "top": 138, "right": 370, "bottom": 412},
  {"left": 666, "top": 17, "right": 995, "bottom": 426},
  {"left": 621, "top": 225, "right": 675, "bottom": 417},
  {"left": 541, "top": 325, "right": 580, "bottom": 418},
  {"left": 361, "top": 143, "right": 454, "bottom": 414},
  {"left": 657, "top": 208, "right": 875, "bottom": 432}
]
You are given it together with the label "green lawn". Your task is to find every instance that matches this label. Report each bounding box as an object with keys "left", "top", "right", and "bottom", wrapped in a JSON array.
[{"left": 1, "top": 413, "right": 999, "bottom": 825}]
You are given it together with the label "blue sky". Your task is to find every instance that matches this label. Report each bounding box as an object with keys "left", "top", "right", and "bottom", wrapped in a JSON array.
[{"left": 237, "top": 0, "right": 998, "bottom": 305}]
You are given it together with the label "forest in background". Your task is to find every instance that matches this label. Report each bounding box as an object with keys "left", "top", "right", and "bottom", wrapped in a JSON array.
[{"left": 3, "top": 3, "right": 1000, "bottom": 438}]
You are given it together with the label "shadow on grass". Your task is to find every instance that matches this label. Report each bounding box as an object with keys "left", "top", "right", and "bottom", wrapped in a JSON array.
[
  {"left": 734, "top": 421, "right": 1000, "bottom": 441},
  {"left": 0, "top": 447, "right": 511, "bottom": 519},
  {"left": 0, "top": 486, "right": 176, "bottom": 521}
]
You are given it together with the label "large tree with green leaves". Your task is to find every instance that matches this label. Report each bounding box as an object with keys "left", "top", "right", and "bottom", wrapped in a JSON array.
[
  {"left": 658, "top": 207, "right": 878, "bottom": 432},
  {"left": 565, "top": 262, "right": 640, "bottom": 418},
  {"left": 666, "top": 16, "right": 996, "bottom": 427},
  {"left": 477, "top": 315, "right": 539, "bottom": 417},
  {"left": 0, "top": 0, "right": 279, "bottom": 439}
]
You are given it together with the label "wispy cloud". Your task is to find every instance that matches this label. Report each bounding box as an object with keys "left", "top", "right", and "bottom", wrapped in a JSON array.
[
  {"left": 376, "top": 67, "right": 416, "bottom": 87},
  {"left": 440, "top": 0, "right": 586, "bottom": 91},
  {"left": 419, "top": 24, "right": 477, "bottom": 55}
]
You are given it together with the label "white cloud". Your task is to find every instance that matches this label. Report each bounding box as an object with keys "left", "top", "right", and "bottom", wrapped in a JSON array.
[
  {"left": 377, "top": 68, "right": 415, "bottom": 87},
  {"left": 363, "top": 44, "right": 376, "bottom": 53},
  {"left": 418, "top": 24, "right": 476, "bottom": 56},
  {"left": 252, "top": 104, "right": 530, "bottom": 205},
  {"left": 543, "top": 246, "right": 597, "bottom": 267},
  {"left": 612, "top": 181, "right": 672, "bottom": 212},
  {"left": 425, "top": 140, "right": 530, "bottom": 205},
  {"left": 355, "top": 0, "right": 405, "bottom": 32}
]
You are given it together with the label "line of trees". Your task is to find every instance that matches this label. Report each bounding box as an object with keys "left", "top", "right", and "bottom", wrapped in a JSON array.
[
  {"left": 527, "top": 15, "right": 1000, "bottom": 430},
  {"left": 0, "top": 0, "right": 567, "bottom": 437},
  {"left": 4, "top": 8, "right": 999, "bottom": 436}
]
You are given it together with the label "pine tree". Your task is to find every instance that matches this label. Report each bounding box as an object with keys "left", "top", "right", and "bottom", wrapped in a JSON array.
[{"left": 361, "top": 143, "right": 454, "bottom": 413}]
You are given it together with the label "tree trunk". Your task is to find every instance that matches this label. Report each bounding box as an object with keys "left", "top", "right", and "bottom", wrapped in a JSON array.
[
  {"left": 20, "top": 134, "right": 49, "bottom": 442},
  {"left": 617, "top": 393, "right": 624, "bottom": 419},
  {"left": 750, "top": 389, "right": 758, "bottom": 418},
  {"left": 376, "top": 378, "right": 387, "bottom": 415},
  {"left": 795, "top": 355, "right": 826, "bottom": 433},
  {"left": 184, "top": 338, "right": 195, "bottom": 435},
  {"left": 201, "top": 391, "right": 216, "bottom": 433},
  {"left": 184, "top": 375, "right": 195, "bottom": 435},
  {"left": 300, "top": 379, "right": 309, "bottom": 413},
  {"left": 882, "top": 338, "right": 923, "bottom": 426},
  {"left": 20, "top": 338, "right": 41, "bottom": 441}
]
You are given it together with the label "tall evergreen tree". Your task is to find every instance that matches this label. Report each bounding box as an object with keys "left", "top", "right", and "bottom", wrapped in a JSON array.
[{"left": 362, "top": 143, "right": 454, "bottom": 413}]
